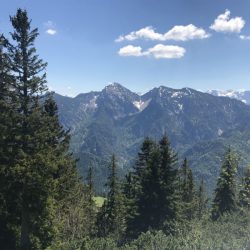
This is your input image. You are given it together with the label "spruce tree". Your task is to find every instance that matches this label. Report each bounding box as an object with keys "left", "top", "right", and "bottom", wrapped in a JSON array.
[
  {"left": 123, "top": 172, "right": 137, "bottom": 239},
  {"left": 85, "top": 166, "right": 96, "bottom": 235},
  {"left": 158, "top": 135, "right": 180, "bottom": 230},
  {"left": 43, "top": 96, "right": 88, "bottom": 244},
  {"left": 0, "top": 9, "right": 85, "bottom": 248},
  {"left": 126, "top": 137, "right": 156, "bottom": 236},
  {"left": 97, "top": 155, "right": 126, "bottom": 240},
  {"left": 0, "top": 34, "right": 19, "bottom": 250},
  {"left": 128, "top": 136, "right": 180, "bottom": 235},
  {"left": 6, "top": 9, "right": 52, "bottom": 248},
  {"left": 134, "top": 137, "right": 156, "bottom": 186},
  {"left": 212, "top": 147, "right": 238, "bottom": 220},
  {"left": 180, "top": 158, "right": 195, "bottom": 220},
  {"left": 136, "top": 147, "right": 162, "bottom": 231},
  {"left": 239, "top": 165, "right": 250, "bottom": 209},
  {"left": 196, "top": 177, "right": 208, "bottom": 219}
]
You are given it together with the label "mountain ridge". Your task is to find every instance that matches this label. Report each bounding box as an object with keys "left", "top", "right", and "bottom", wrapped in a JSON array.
[{"left": 54, "top": 83, "right": 250, "bottom": 193}]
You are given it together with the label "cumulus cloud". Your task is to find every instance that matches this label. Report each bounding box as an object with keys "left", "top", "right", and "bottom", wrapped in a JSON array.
[
  {"left": 163, "top": 24, "right": 210, "bottom": 41},
  {"left": 116, "top": 26, "right": 162, "bottom": 42},
  {"left": 210, "top": 9, "right": 245, "bottom": 33},
  {"left": 116, "top": 24, "right": 209, "bottom": 42},
  {"left": 118, "top": 44, "right": 185, "bottom": 59},
  {"left": 44, "top": 21, "right": 57, "bottom": 35},
  {"left": 118, "top": 45, "right": 143, "bottom": 57},
  {"left": 147, "top": 44, "right": 186, "bottom": 59},
  {"left": 239, "top": 35, "right": 250, "bottom": 40}
]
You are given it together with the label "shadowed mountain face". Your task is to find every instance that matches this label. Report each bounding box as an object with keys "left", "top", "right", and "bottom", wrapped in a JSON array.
[{"left": 54, "top": 83, "right": 250, "bottom": 193}]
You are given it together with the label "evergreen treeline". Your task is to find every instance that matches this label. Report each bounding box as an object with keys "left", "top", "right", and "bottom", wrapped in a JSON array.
[{"left": 1, "top": 9, "right": 250, "bottom": 250}]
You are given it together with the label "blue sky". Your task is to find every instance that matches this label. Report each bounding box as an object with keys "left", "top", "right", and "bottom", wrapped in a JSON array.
[{"left": 1, "top": 0, "right": 250, "bottom": 96}]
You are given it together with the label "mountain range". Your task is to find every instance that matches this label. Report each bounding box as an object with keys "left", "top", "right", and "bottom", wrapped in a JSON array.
[
  {"left": 54, "top": 83, "right": 250, "bottom": 193},
  {"left": 208, "top": 89, "right": 250, "bottom": 105}
]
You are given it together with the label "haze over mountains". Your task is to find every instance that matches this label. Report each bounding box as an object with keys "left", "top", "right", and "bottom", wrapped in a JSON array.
[{"left": 54, "top": 83, "right": 250, "bottom": 193}]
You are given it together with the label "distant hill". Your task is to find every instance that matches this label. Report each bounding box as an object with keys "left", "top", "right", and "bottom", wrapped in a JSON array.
[{"left": 54, "top": 83, "right": 250, "bottom": 193}]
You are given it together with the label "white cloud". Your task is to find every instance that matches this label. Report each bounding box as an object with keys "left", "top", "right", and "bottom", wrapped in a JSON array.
[
  {"left": 164, "top": 24, "right": 210, "bottom": 41},
  {"left": 116, "top": 24, "right": 209, "bottom": 42},
  {"left": 210, "top": 9, "right": 245, "bottom": 33},
  {"left": 46, "top": 29, "right": 57, "bottom": 35},
  {"left": 240, "top": 35, "right": 250, "bottom": 40},
  {"left": 118, "top": 45, "right": 143, "bottom": 57},
  {"left": 147, "top": 44, "right": 186, "bottom": 59},
  {"left": 44, "top": 21, "right": 57, "bottom": 35},
  {"left": 116, "top": 26, "right": 162, "bottom": 42},
  {"left": 118, "top": 44, "right": 185, "bottom": 59}
]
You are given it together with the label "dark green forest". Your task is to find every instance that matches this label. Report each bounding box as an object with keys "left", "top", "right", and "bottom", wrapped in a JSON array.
[{"left": 1, "top": 9, "right": 250, "bottom": 250}]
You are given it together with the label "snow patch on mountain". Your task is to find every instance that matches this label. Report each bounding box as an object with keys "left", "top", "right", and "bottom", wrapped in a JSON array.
[
  {"left": 171, "top": 91, "right": 189, "bottom": 98},
  {"left": 79, "top": 95, "right": 99, "bottom": 111},
  {"left": 178, "top": 103, "right": 183, "bottom": 110},
  {"left": 90, "top": 95, "right": 98, "bottom": 109},
  {"left": 133, "top": 99, "right": 151, "bottom": 111},
  {"left": 218, "top": 128, "right": 223, "bottom": 136},
  {"left": 207, "top": 89, "right": 250, "bottom": 105},
  {"left": 171, "top": 92, "right": 182, "bottom": 98}
]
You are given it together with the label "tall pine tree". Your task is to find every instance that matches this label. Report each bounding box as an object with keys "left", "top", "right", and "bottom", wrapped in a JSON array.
[
  {"left": 0, "top": 9, "right": 86, "bottom": 249},
  {"left": 239, "top": 165, "right": 250, "bottom": 209},
  {"left": 85, "top": 165, "right": 96, "bottom": 235},
  {"left": 179, "top": 158, "right": 195, "bottom": 220},
  {"left": 126, "top": 135, "right": 180, "bottom": 236},
  {"left": 212, "top": 147, "right": 238, "bottom": 220},
  {"left": 196, "top": 177, "right": 208, "bottom": 219},
  {"left": 97, "top": 155, "right": 126, "bottom": 240},
  {"left": 0, "top": 34, "right": 20, "bottom": 250},
  {"left": 158, "top": 135, "right": 180, "bottom": 228}
]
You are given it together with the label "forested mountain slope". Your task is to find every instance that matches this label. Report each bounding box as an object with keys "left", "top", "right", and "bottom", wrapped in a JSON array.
[{"left": 55, "top": 83, "right": 250, "bottom": 192}]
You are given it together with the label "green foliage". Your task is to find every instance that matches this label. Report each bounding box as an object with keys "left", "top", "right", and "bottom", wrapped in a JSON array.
[
  {"left": 212, "top": 147, "right": 239, "bottom": 220},
  {"left": 85, "top": 166, "right": 97, "bottom": 236},
  {"left": 0, "top": 32, "right": 19, "bottom": 250},
  {"left": 196, "top": 178, "right": 208, "bottom": 219},
  {"left": 0, "top": 9, "right": 91, "bottom": 249},
  {"left": 97, "top": 155, "right": 126, "bottom": 240},
  {"left": 239, "top": 165, "right": 250, "bottom": 208},
  {"left": 65, "top": 211, "right": 250, "bottom": 250},
  {"left": 179, "top": 158, "right": 196, "bottom": 220},
  {"left": 124, "top": 136, "right": 180, "bottom": 237}
]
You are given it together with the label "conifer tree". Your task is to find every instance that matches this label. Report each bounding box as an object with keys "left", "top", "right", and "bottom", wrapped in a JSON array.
[
  {"left": 157, "top": 136, "right": 179, "bottom": 230},
  {"left": 0, "top": 34, "right": 19, "bottom": 250},
  {"left": 196, "top": 177, "right": 208, "bottom": 219},
  {"left": 212, "top": 148, "right": 238, "bottom": 220},
  {"left": 128, "top": 136, "right": 180, "bottom": 235},
  {"left": 180, "top": 158, "right": 195, "bottom": 220},
  {"left": 134, "top": 137, "right": 156, "bottom": 186},
  {"left": 85, "top": 166, "right": 96, "bottom": 235},
  {"left": 0, "top": 9, "right": 85, "bottom": 248},
  {"left": 239, "top": 165, "right": 250, "bottom": 209},
  {"left": 123, "top": 172, "right": 137, "bottom": 238},
  {"left": 5, "top": 9, "right": 52, "bottom": 248},
  {"left": 0, "top": 34, "right": 15, "bottom": 175},
  {"left": 136, "top": 147, "right": 162, "bottom": 231},
  {"left": 126, "top": 137, "right": 156, "bottom": 236},
  {"left": 97, "top": 155, "right": 126, "bottom": 240}
]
